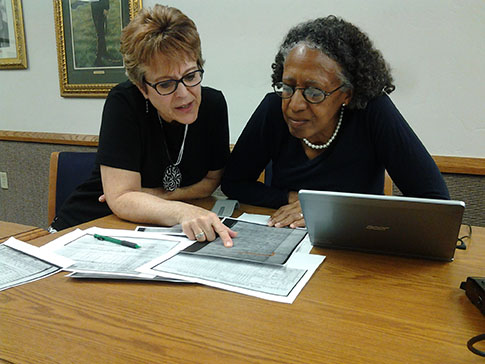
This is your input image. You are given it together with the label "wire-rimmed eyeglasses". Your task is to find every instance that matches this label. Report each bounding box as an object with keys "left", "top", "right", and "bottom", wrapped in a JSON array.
[
  {"left": 144, "top": 69, "right": 204, "bottom": 96},
  {"left": 273, "top": 82, "right": 344, "bottom": 104}
]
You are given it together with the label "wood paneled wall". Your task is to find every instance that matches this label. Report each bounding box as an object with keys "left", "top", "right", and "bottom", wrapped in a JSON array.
[
  {"left": 1, "top": 131, "right": 483, "bottom": 227},
  {"left": 2, "top": 131, "right": 483, "bottom": 175}
]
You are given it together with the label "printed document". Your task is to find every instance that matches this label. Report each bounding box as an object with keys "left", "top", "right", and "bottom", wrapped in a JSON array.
[
  {"left": 182, "top": 218, "right": 307, "bottom": 265},
  {"left": 40, "top": 227, "right": 193, "bottom": 277},
  {"left": 138, "top": 249, "right": 325, "bottom": 304},
  {"left": 0, "top": 238, "right": 73, "bottom": 291}
]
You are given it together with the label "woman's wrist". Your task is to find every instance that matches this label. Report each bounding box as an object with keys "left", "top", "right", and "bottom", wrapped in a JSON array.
[{"left": 288, "top": 191, "right": 299, "bottom": 204}]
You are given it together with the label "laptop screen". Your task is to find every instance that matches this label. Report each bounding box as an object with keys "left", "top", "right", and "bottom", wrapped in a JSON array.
[{"left": 299, "top": 190, "right": 465, "bottom": 261}]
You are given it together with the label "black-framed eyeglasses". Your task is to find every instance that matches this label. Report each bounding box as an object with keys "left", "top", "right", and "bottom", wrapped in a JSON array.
[
  {"left": 144, "top": 69, "right": 204, "bottom": 96},
  {"left": 273, "top": 82, "right": 344, "bottom": 104}
]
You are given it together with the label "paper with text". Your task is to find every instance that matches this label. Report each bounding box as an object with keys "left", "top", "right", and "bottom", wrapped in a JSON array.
[
  {"left": 0, "top": 238, "right": 74, "bottom": 291},
  {"left": 40, "top": 227, "right": 193, "bottom": 277},
  {"left": 182, "top": 218, "right": 307, "bottom": 265},
  {"left": 138, "top": 250, "right": 325, "bottom": 303}
]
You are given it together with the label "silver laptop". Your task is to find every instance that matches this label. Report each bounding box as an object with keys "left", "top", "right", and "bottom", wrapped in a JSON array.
[{"left": 299, "top": 190, "right": 465, "bottom": 261}]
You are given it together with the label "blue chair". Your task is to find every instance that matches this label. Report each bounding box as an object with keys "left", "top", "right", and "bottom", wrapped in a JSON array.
[
  {"left": 256, "top": 161, "right": 273, "bottom": 185},
  {"left": 48, "top": 151, "right": 97, "bottom": 225},
  {"left": 264, "top": 160, "right": 273, "bottom": 185}
]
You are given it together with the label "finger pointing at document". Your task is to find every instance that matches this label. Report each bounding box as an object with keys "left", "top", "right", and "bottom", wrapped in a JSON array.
[{"left": 179, "top": 206, "right": 237, "bottom": 247}]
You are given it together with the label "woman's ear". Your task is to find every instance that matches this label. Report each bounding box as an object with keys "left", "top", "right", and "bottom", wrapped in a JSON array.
[{"left": 343, "top": 89, "right": 353, "bottom": 106}]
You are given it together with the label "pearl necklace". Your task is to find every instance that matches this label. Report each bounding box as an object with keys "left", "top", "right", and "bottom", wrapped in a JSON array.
[{"left": 302, "top": 105, "right": 345, "bottom": 150}]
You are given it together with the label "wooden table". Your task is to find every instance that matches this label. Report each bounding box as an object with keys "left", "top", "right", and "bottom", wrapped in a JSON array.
[
  {"left": 1, "top": 198, "right": 484, "bottom": 363},
  {"left": 0, "top": 220, "right": 48, "bottom": 243}
]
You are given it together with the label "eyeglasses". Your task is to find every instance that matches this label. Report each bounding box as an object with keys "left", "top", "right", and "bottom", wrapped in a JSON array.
[
  {"left": 273, "top": 82, "right": 344, "bottom": 104},
  {"left": 144, "top": 69, "right": 204, "bottom": 96}
]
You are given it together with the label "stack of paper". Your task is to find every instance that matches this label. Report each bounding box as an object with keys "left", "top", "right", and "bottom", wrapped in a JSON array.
[
  {"left": 0, "top": 216, "right": 325, "bottom": 303},
  {"left": 0, "top": 239, "right": 73, "bottom": 291}
]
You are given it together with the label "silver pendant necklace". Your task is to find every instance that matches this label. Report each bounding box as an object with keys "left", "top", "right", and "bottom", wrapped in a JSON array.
[
  {"left": 158, "top": 114, "right": 188, "bottom": 191},
  {"left": 303, "top": 105, "right": 344, "bottom": 150}
]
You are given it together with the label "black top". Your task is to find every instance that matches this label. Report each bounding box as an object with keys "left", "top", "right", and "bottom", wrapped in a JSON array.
[
  {"left": 221, "top": 93, "right": 449, "bottom": 208},
  {"left": 52, "top": 82, "right": 230, "bottom": 230}
]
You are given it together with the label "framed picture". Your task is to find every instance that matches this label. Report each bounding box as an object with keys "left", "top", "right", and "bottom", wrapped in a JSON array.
[
  {"left": 53, "top": 0, "right": 142, "bottom": 97},
  {"left": 0, "top": 0, "right": 27, "bottom": 69}
]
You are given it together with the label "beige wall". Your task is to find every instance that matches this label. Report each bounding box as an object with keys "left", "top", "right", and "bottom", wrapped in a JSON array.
[
  {"left": 1, "top": 1, "right": 484, "bottom": 228},
  {"left": 0, "top": 0, "right": 484, "bottom": 157}
]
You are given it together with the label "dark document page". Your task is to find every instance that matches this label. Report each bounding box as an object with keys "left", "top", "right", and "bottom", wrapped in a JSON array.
[{"left": 182, "top": 218, "right": 307, "bottom": 265}]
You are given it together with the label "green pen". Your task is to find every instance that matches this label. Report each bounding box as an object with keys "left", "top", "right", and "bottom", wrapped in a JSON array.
[{"left": 93, "top": 234, "right": 141, "bottom": 249}]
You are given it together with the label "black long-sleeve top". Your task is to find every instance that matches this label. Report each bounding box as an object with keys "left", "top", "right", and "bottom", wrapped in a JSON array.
[
  {"left": 51, "top": 82, "right": 230, "bottom": 230},
  {"left": 221, "top": 93, "right": 449, "bottom": 208}
]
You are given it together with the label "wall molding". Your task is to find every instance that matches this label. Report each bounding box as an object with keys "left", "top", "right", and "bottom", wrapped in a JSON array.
[
  {"left": 1, "top": 130, "right": 484, "bottom": 175},
  {"left": 0, "top": 130, "right": 98, "bottom": 146},
  {"left": 433, "top": 156, "right": 485, "bottom": 176}
]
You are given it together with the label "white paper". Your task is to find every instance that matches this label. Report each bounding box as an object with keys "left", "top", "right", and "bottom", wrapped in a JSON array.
[
  {"left": 138, "top": 250, "right": 325, "bottom": 304},
  {"left": 236, "top": 214, "right": 307, "bottom": 231},
  {"left": 0, "top": 238, "right": 74, "bottom": 291},
  {"left": 40, "top": 227, "right": 193, "bottom": 277},
  {"left": 295, "top": 234, "right": 314, "bottom": 254},
  {"left": 237, "top": 213, "right": 271, "bottom": 225}
]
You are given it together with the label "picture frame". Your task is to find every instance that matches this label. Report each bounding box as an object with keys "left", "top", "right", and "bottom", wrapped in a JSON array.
[
  {"left": 0, "top": 0, "right": 28, "bottom": 70},
  {"left": 53, "top": 0, "right": 142, "bottom": 97}
]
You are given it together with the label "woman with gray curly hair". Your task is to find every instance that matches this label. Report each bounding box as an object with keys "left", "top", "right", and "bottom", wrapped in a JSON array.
[{"left": 222, "top": 15, "right": 449, "bottom": 228}]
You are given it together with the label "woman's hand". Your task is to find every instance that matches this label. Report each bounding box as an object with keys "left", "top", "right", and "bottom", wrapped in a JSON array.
[
  {"left": 178, "top": 205, "right": 237, "bottom": 247},
  {"left": 100, "top": 165, "right": 236, "bottom": 246},
  {"left": 268, "top": 198, "right": 305, "bottom": 229}
]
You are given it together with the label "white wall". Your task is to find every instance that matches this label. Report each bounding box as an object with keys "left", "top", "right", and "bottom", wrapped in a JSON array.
[{"left": 1, "top": 0, "right": 484, "bottom": 157}]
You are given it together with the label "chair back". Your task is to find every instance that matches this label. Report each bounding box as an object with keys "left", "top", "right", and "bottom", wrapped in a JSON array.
[{"left": 48, "top": 151, "right": 97, "bottom": 225}]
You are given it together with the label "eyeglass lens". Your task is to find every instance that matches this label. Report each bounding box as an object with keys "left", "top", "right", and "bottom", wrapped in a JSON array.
[
  {"left": 273, "top": 82, "right": 327, "bottom": 103},
  {"left": 154, "top": 70, "right": 203, "bottom": 95}
]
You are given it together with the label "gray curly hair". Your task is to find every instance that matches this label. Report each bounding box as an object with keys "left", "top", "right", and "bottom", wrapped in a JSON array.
[{"left": 271, "top": 16, "right": 395, "bottom": 109}]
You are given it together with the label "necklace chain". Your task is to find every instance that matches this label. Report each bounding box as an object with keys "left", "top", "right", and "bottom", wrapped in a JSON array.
[
  {"left": 157, "top": 114, "right": 188, "bottom": 191},
  {"left": 302, "top": 105, "right": 345, "bottom": 150},
  {"left": 158, "top": 114, "right": 188, "bottom": 166}
]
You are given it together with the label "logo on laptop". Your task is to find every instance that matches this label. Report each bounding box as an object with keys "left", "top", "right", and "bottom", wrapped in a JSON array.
[{"left": 366, "top": 225, "right": 390, "bottom": 231}]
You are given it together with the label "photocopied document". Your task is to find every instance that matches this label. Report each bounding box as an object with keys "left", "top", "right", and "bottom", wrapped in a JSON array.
[
  {"left": 7, "top": 219, "right": 323, "bottom": 303},
  {"left": 182, "top": 218, "right": 307, "bottom": 265},
  {"left": 40, "top": 227, "right": 193, "bottom": 278},
  {"left": 137, "top": 249, "right": 325, "bottom": 304},
  {"left": 0, "top": 238, "right": 74, "bottom": 291},
  {"left": 133, "top": 217, "right": 323, "bottom": 303}
]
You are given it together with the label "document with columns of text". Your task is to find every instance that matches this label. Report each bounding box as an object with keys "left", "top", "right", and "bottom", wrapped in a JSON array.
[
  {"left": 138, "top": 234, "right": 324, "bottom": 304},
  {"left": 40, "top": 227, "right": 193, "bottom": 279},
  {"left": 0, "top": 238, "right": 73, "bottom": 291}
]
